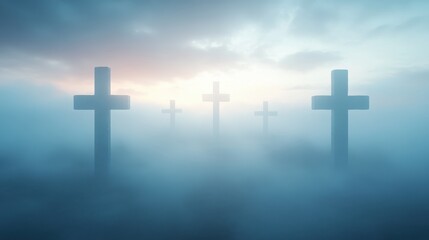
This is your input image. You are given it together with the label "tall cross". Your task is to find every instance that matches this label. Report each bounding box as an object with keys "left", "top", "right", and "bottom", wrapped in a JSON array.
[
  {"left": 74, "top": 67, "right": 130, "bottom": 176},
  {"left": 312, "top": 69, "right": 369, "bottom": 167},
  {"left": 162, "top": 100, "right": 182, "bottom": 130},
  {"left": 255, "top": 101, "right": 277, "bottom": 134},
  {"left": 202, "top": 81, "right": 230, "bottom": 136}
]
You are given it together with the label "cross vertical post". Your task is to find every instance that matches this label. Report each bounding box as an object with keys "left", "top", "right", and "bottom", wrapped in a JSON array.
[
  {"left": 162, "top": 100, "right": 182, "bottom": 130},
  {"left": 95, "top": 68, "right": 111, "bottom": 174},
  {"left": 202, "top": 82, "right": 230, "bottom": 137},
  {"left": 255, "top": 101, "right": 278, "bottom": 135}
]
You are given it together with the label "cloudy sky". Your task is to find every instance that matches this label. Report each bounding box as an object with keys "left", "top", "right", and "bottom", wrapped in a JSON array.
[
  {"left": 2, "top": 2, "right": 429, "bottom": 239},
  {"left": 1, "top": 0, "right": 428, "bottom": 108},
  {"left": 0, "top": 0, "right": 428, "bottom": 155}
]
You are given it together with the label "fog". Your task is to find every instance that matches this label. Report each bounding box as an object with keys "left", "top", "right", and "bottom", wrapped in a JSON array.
[
  {"left": 0, "top": 81, "right": 428, "bottom": 240},
  {"left": 1, "top": 0, "right": 429, "bottom": 238}
]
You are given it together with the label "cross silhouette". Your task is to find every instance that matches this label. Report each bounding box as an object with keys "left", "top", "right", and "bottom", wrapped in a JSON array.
[
  {"left": 255, "top": 101, "right": 277, "bottom": 134},
  {"left": 312, "top": 69, "right": 369, "bottom": 167},
  {"left": 74, "top": 67, "right": 130, "bottom": 176},
  {"left": 202, "top": 81, "right": 230, "bottom": 137},
  {"left": 162, "top": 100, "right": 182, "bottom": 130}
]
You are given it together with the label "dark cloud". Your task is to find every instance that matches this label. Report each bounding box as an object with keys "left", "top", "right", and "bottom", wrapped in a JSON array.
[
  {"left": 0, "top": 0, "right": 281, "bottom": 82},
  {"left": 0, "top": 0, "right": 427, "bottom": 83}
]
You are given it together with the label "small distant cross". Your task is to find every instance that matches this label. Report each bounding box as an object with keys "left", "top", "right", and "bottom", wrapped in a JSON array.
[
  {"left": 312, "top": 69, "right": 369, "bottom": 167},
  {"left": 74, "top": 67, "right": 130, "bottom": 176},
  {"left": 162, "top": 100, "right": 182, "bottom": 130},
  {"left": 202, "top": 82, "right": 230, "bottom": 137},
  {"left": 255, "top": 101, "right": 277, "bottom": 134}
]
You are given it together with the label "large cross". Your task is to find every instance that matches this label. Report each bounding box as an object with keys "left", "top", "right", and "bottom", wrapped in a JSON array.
[
  {"left": 312, "top": 69, "right": 369, "bottom": 167},
  {"left": 74, "top": 67, "right": 130, "bottom": 176},
  {"left": 162, "top": 100, "right": 182, "bottom": 130},
  {"left": 202, "top": 81, "right": 230, "bottom": 136},
  {"left": 255, "top": 101, "right": 277, "bottom": 134}
]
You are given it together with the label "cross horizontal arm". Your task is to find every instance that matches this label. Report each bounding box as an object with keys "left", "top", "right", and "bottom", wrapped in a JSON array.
[
  {"left": 217, "top": 94, "right": 230, "bottom": 102},
  {"left": 312, "top": 96, "right": 333, "bottom": 110},
  {"left": 74, "top": 95, "right": 96, "bottom": 110},
  {"left": 74, "top": 95, "right": 130, "bottom": 110},
  {"left": 348, "top": 95, "right": 369, "bottom": 110},
  {"left": 202, "top": 94, "right": 230, "bottom": 102},
  {"left": 109, "top": 95, "right": 130, "bottom": 110}
]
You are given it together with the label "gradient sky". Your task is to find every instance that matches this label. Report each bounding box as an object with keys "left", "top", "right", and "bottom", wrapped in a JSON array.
[{"left": 1, "top": 0, "right": 428, "bottom": 108}]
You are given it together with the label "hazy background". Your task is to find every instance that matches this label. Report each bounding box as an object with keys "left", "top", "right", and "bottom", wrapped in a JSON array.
[{"left": 0, "top": 0, "right": 429, "bottom": 239}]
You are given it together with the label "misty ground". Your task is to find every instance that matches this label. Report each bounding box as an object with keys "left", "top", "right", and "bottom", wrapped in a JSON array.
[{"left": 1, "top": 135, "right": 428, "bottom": 240}]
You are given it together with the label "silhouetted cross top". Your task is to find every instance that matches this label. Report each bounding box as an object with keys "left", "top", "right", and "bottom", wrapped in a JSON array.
[
  {"left": 202, "top": 81, "right": 230, "bottom": 137},
  {"left": 74, "top": 67, "right": 130, "bottom": 176},
  {"left": 162, "top": 100, "right": 182, "bottom": 130},
  {"left": 255, "top": 101, "right": 277, "bottom": 134},
  {"left": 312, "top": 69, "right": 369, "bottom": 167}
]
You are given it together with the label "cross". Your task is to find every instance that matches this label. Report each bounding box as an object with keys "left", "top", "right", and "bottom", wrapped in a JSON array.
[
  {"left": 202, "top": 81, "right": 230, "bottom": 137},
  {"left": 74, "top": 67, "right": 130, "bottom": 176},
  {"left": 255, "top": 101, "right": 278, "bottom": 134},
  {"left": 312, "top": 69, "right": 369, "bottom": 167},
  {"left": 162, "top": 100, "right": 182, "bottom": 130}
]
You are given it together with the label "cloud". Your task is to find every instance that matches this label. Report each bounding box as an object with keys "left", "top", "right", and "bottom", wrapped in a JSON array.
[
  {"left": 288, "top": 0, "right": 339, "bottom": 37},
  {"left": 0, "top": 0, "right": 428, "bottom": 86},
  {"left": 0, "top": 0, "right": 282, "bottom": 83},
  {"left": 365, "top": 16, "right": 429, "bottom": 39},
  {"left": 280, "top": 50, "right": 341, "bottom": 72}
]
